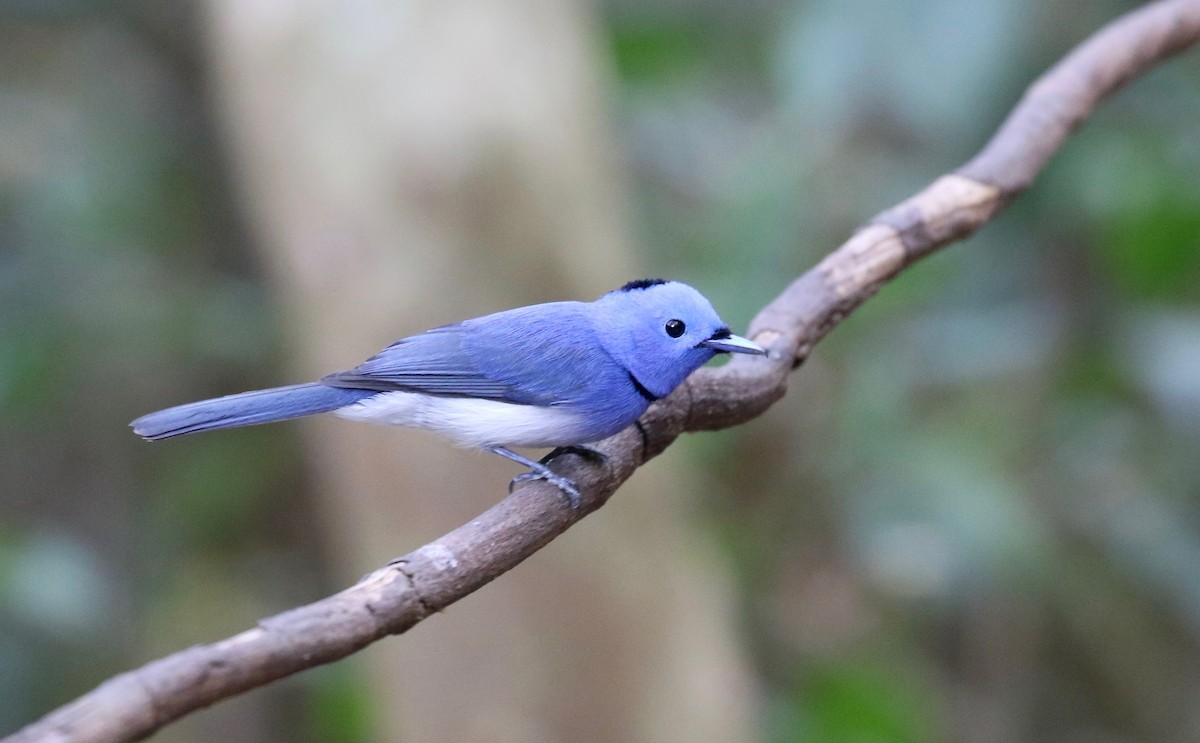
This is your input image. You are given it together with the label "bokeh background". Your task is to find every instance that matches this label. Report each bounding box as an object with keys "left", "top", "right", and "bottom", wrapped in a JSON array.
[{"left": 3, "top": 1, "right": 1200, "bottom": 741}]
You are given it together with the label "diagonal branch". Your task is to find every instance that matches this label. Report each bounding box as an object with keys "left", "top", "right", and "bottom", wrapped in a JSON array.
[{"left": 8, "top": 0, "right": 1200, "bottom": 740}]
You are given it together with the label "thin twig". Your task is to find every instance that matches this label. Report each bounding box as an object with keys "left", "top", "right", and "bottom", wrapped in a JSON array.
[{"left": 8, "top": 1, "right": 1200, "bottom": 740}]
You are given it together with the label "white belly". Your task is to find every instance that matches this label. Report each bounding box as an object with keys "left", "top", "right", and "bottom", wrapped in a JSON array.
[{"left": 332, "top": 391, "right": 587, "bottom": 449}]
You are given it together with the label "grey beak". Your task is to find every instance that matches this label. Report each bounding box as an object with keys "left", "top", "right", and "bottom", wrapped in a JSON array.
[{"left": 701, "top": 333, "right": 766, "bottom": 355}]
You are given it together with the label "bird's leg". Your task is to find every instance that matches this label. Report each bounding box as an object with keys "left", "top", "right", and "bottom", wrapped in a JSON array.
[
  {"left": 539, "top": 445, "right": 608, "bottom": 466},
  {"left": 487, "top": 446, "right": 581, "bottom": 509}
]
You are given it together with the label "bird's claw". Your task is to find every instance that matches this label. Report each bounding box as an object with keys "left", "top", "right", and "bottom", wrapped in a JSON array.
[
  {"left": 489, "top": 445, "right": 587, "bottom": 508},
  {"left": 508, "top": 467, "right": 582, "bottom": 509}
]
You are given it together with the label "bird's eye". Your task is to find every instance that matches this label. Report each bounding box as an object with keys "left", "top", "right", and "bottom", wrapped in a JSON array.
[{"left": 665, "top": 319, "right": 686, "bottom": 338}]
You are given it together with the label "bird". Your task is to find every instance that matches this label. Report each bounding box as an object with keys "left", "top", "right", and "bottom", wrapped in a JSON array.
[{"left": 131, "top": 279, "right": 765, "bottom": 505}]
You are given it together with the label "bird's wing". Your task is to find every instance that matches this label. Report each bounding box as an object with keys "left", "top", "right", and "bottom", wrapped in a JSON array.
[
  {"left": 320, "top": 305, "right": 605, "bottom": 406},
  {"left": 321, "top": 324, "right": 530, "bottom": 401}
]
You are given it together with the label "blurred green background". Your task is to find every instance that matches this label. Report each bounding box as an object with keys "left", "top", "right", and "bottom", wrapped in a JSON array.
[{"left": 3, "top": 1, "right": 1200, "bottom": 741}]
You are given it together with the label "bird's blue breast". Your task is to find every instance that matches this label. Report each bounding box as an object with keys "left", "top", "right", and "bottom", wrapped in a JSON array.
[{"left": 460, "top": 303, "right": 651, "bottom": 441}]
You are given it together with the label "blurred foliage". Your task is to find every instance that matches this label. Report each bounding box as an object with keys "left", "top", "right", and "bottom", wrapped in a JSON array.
[{"left": 2, "top": 0, "right": 1200, "bottom": 741}]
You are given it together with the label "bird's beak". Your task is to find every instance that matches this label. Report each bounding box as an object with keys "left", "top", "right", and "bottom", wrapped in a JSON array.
[{"left": 701, "top": 331, "right": 766, "bottom": 355}]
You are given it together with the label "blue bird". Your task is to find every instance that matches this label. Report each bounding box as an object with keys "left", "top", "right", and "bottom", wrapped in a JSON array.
[{"left": 131, "top": 279, "right": 765, "bottom": 505}]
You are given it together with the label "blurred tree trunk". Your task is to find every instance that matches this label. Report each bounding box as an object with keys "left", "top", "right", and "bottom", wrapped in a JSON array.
[{"left": 205, "top": 2, "right": 756, "bottom": 741}]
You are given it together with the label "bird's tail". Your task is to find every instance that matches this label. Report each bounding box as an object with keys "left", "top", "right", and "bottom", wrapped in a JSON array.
[{"left": 131, "top": 383, "right": 374, "bottom": 441}]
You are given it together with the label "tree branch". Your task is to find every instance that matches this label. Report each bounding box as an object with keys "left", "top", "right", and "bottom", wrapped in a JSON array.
[{"left": 9, "top": 1, "right": 1200, "bottom": 740}]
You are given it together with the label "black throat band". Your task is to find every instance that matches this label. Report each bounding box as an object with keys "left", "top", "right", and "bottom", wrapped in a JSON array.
[{"left": 627, "top": 371, "right": 660, "bottom": 403}]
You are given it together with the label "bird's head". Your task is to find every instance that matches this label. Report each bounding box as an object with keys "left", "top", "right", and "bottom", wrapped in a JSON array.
[{"left": 590, "top": 279, "right": 765, "bottom": 400}]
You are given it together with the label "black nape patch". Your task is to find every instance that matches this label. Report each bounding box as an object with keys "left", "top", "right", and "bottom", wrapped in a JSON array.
[{"left": 618, "top": 278, "right": 668, "bottom": 292}]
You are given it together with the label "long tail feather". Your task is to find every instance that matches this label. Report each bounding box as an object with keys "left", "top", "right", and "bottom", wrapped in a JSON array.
[{"left": 131, "top": 383, "right": 374, "bottom": 440}]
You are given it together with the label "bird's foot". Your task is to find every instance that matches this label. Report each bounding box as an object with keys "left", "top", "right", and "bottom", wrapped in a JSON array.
[
  {"left": 509, "top": 465, "right": 581, "bottom": 509},
  {"left": 488, "top": 446, "right": 583, "bottom": 509}
]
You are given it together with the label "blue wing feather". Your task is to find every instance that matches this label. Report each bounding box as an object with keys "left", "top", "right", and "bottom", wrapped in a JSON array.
[
  {"left": 322, "top": 325, "right": 519, "bottom": 399},
  {"left": 321, "top": 303, "right": 615, "bottom": 407}
]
